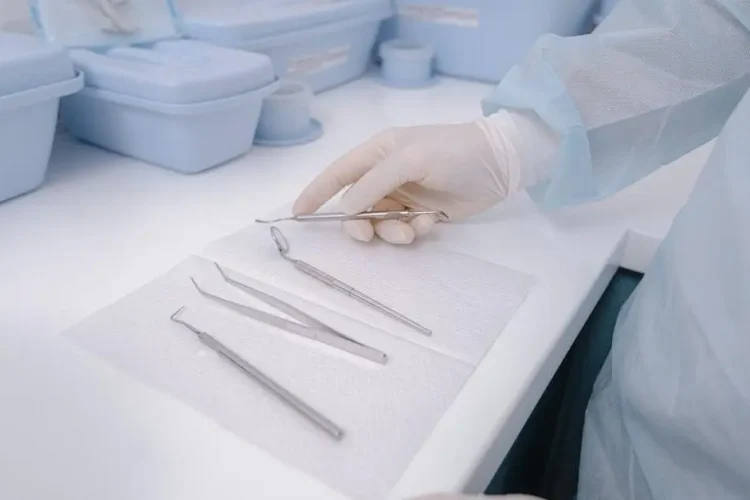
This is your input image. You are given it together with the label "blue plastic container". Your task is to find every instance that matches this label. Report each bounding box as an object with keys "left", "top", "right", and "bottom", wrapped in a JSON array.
[
  {"left": 382, "top": 0, "right": 599, "bottom": 83},
  {"left": 173, "top": 0, "right": 393, "bottom": 93},
  {"left": 31, "top": 0, "right": 278, "bottom": 174},
  {"left": 379, "top": 39, "right": 435, "bottom": 88},
  {"left": 0, "top": 32, "right": 83, "bottom": 203}
]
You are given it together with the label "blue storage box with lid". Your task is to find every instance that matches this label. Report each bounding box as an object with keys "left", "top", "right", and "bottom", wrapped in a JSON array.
[
  {"left": 380, "top": 0, "right": 599, "bottom": 83},
  {"left": 0, "top": 32, "right": 83, "bottom": 203},
  {"left": 172, "top": 0, "right": 392, "bottom": 93},
  {"left": 30, "top": 0, "right": 278, "bottom": 174}
]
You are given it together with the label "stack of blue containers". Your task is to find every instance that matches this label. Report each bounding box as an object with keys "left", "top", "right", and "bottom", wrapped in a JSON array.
[
  {"left": 29, "top": 0, "right": 279, "bottom": 174},
  {"left": 380, "top": 0, "right": 599, "bottom": 83},
  {"left": 0, "top": 0, "right": 603, "bottom": 203},
  {"left": 172, "top": 0, "right": 393, "bottom": 93}
]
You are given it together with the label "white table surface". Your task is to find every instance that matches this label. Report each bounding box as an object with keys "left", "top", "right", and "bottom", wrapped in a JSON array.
[{"left": 0, "top": 74, "right": 710, "bottom": 500}]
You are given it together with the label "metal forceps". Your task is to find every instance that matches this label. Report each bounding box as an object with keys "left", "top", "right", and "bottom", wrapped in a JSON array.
[
  {"left": 255, "top": 210, "right": 449, "bottom": 224},
  {"left": 268, "top": 226, "right": 432, "bottom": 336},
  {"left": 170, "top": 307, "right": 344, "bottom": 440},
  {"left": 189, "top": 263, "right": 388, "bottom": 365}
]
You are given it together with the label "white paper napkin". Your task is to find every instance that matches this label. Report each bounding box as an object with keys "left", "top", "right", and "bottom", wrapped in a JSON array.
[
  {"left": 203, "top": 218, "right": 534, "bottom": 365},
  {"left": 64, "top": 256, "right": 473, "bottom": 500}
]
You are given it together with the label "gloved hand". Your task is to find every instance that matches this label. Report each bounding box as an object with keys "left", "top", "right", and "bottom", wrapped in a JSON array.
[
  {"left": 293, "top": 110, "right": 558, "bottom": 244},
  {"left": 75, "top": 0, "right": 135, "bottom": 33}
]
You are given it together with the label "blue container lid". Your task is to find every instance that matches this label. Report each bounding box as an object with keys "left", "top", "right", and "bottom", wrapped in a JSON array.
[
  {"left": 175, "top": 0, "right": 391, "bottom": 44},
  {"left": 68, "top": 40, "right": 276, "bottom": 104},
  {"left": 0, "top": 32, "right": 76, "bottom": 97},
  {"left": 379, "top": 39, "right": 434, "bottom": 61},
  {"left": 31, "top": 0, "right": 178, "bottom": 50}
]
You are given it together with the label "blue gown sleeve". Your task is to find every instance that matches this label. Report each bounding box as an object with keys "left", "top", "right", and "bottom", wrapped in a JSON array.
[{"left": 482, "top": 0, "right": 750, "bottom": 208}]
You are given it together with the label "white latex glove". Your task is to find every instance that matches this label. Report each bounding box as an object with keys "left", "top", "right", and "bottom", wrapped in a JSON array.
[
  {"left": 293, "top": 110, "right": 558, "bottom": 244},
  {"left": 75, "top": 0, "right": 135, "bottom": 33}
]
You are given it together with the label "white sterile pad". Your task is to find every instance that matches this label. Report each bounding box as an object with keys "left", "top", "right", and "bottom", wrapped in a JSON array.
[
  {"left": 63, "top": 256, "right": 472, "bottom": 500},
  {"left": 203, "top": 217, "right": 535, "bottom": 365}
]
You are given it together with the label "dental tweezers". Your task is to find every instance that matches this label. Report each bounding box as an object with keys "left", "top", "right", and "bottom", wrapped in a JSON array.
[
  {"left": 255, "top": 210, "right": 449, "bottom": 224},
  {"left": 170, "top": 307, "right": 344, "bottom": 440},
  {"left": 189, "top": 263, "right": 388, "bottom": 365}
]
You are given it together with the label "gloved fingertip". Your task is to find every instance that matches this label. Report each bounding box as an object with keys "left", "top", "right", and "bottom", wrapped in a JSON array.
[
  {"left": 291, "top": 197, "right": 311, "bottom": 216},
  {"left": 375, "top": 220, "right": 415, "bottom": 245},
  {"left": 343, "top": 220, "right": 374, "bottom": 242},
  {"left": 338, "top": 195, "right": 366, "bottom": 216},
  {"left": 410, "top": 214, "right": 436, "bottom": 236},
  {"left": 339, "top": 156, "right": 409, "bottom": 216},
  {"left": 292, "top": 187, "right": 328, "bottom": 215}
]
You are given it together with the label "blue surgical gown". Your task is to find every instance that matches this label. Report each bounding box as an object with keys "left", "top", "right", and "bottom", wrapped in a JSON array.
[{"left": 482, "top": 1, "right": 750, "bottom": 498}]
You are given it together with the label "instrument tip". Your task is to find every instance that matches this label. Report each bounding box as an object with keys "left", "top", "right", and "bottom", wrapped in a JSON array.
[{"left": 170, "top": 307, "right": 186, "bottom": 321}]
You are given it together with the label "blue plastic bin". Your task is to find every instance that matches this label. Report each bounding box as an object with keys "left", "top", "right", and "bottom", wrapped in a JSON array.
[
  {"left": 31, "top": 0, "right": 278, "bottom": 174},
  {"left": 378, "top": 39, "right": 435, "bottom": 88},
  {"left": 0, "top": 32, "right": 83, "bottom": 203},
  {"left": 382, "top": 0, "right": 599, "bottom": 83},
  {"left": 173, "top": 0, "right": 393, "bottom": 93}
]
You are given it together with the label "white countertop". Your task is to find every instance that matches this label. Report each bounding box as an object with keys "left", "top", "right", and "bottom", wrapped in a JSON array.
[{"left": 0, "top": 75, "right": 709, "bottom": 500}]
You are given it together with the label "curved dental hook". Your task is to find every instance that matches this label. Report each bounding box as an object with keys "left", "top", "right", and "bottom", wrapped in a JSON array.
[
  {"left": 170, "top": 306, "right": 203, "bottom": 336},
  {"left": 170, "top": 306, "right": 186, "bottom": 322}
]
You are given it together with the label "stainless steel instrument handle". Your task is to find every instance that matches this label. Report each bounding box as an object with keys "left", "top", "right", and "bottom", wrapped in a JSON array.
[
  {"left": 291, "top": 259, "right": 432, "bottom": 336},
  {"left": 192, "top": 274, "right": 388, "bottom": 365},
  {"left": 294, "top": 211, "right": 443, "bottom": 222},
  {"left": 256, "top": 210, "right": 448, "bottom": 224},
  {"left": 293, "top": 259, "right": 356, "bottom": 294},
  {"left": 198, "top": 331, "right": 345, "bottom": 440}
]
